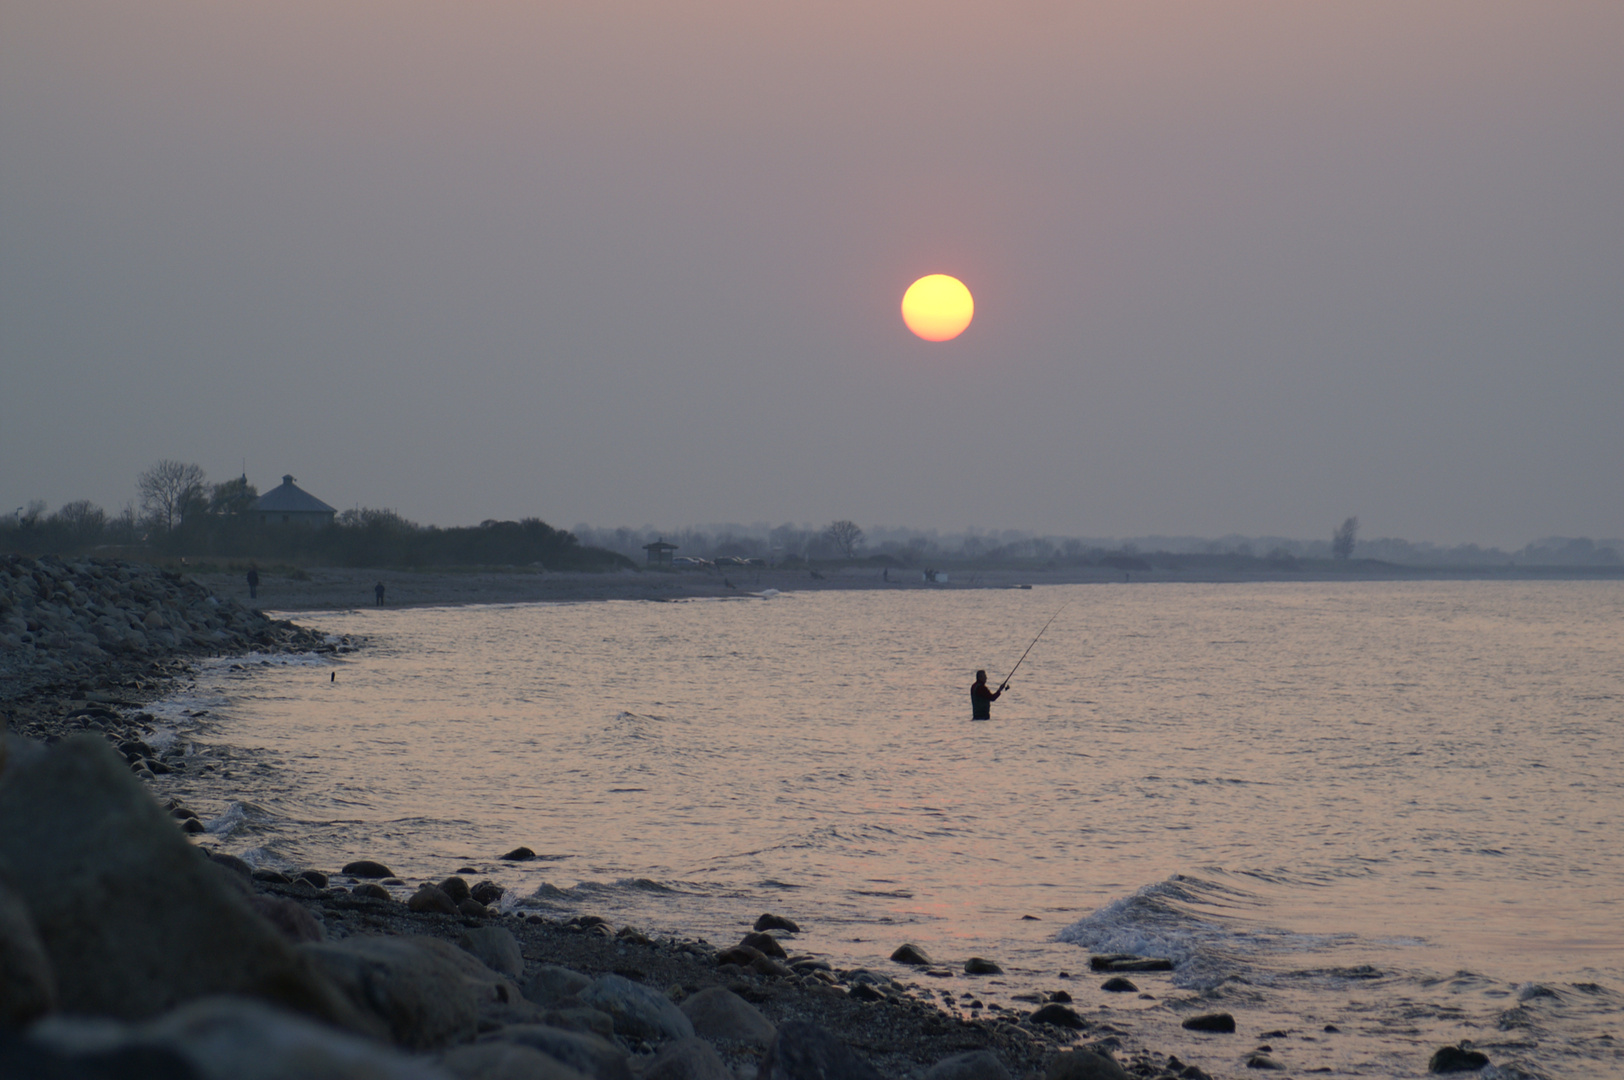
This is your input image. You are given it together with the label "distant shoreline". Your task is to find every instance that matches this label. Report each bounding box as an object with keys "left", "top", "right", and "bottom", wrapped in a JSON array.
[{"left": 187, "top": 561, "right": 1624, "bottom": 612}]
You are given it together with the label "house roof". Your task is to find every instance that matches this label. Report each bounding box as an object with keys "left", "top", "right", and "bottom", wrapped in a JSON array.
[{"left": 252, "top": 475, "right": 336, "bottom": 514}]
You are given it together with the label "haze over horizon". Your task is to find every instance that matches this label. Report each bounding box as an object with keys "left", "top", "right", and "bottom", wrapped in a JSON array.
[{"left": 4, "top": 2, "right": 1621, "bottom": 551}]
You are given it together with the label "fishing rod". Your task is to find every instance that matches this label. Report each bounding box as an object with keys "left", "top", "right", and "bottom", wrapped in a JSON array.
[{"left": 999, "top": 601, "right": 1070, "bottom": 689}]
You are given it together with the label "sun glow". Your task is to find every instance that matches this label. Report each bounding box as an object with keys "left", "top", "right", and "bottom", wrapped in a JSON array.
[{"left": 901, "top": 274, "right": 974, "bottom": 342}]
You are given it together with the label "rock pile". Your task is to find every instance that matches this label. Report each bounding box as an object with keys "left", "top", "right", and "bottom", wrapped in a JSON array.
[{"left": 1, "top": 554, "right": 327, "bottom": 702}]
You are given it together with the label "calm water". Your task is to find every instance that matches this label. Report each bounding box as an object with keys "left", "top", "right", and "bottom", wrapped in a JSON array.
[{"left": 151, "top": 582, "right": 1623, "bottom": 1078}]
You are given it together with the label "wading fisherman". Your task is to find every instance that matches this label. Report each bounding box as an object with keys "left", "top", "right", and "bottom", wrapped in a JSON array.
[{"left": 970, "top": 669, "right": 1007, "bottom": 721}]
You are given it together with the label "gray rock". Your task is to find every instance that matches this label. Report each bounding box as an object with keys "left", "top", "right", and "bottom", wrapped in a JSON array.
[
  {"left": 440, "top": 877, "right": 472, "bottom": 903},
  {"left": 1244, "top": 1052, "right": 1285, "bottom": 1070},
  {"left": 29, "top": 996, "right": 450, "bottom": 1080},
  {"left": 0, "top": 877, "right": 57, "bottom": 1026},
  {"left": 353, "top": 882, "right": 393, "bottom": 901},
  {"left": 297, "top": 870, "right": 330, "bottom": 888},
  {"left": 925, "top": 1050, "right": 1013, "bottom": 1080},
  {"left": 578, "top": 973, "right": 694, "bottom": 1044},
  {"left": 643, "top": 1037, "right": 732, "bottom": 1080},
  {"left": 304, "top": 934, "right": 520, "bottom": 1050},
  {"left": 1088, "top": 954, "right": 1173, "bottom": 972},
  {"left": 484, "top": 1025, "right": 633, "bottom": 1080},
  {"left": 409, "top": 884, "right": 459, "bottom": 915},
  {"left": 1181, "top": 1012, "right": 1236, "bottom": 1033},
  {"left": 540, "top": 1006, "right": 616, "bottom": 1039},
  {"left": 342, "top": 860, "right": 396, "bottom": 878},
  {"left": 1428, "top": 1044, "right": 1490, "bottom": 1073},
  {"left": 441, "top": 1042, "right": 592, "bottom": 1080},
  {"left": 753, "top": 913, "right": 800, "bottom": 933},
  {"left": 471, "top": 881, "right": 505, "bottom": 906},
  {"left": 890, "top": 943, "right": 932, "bottom": 965},
  {"left": 1099, "top": 977, "right": 1137, "bottom": 993},
  {"left": 1029, "top": 1003, "right": 1087, "bottom": 1029},
  {"left": 759, "top": 1021, "right": 882, "bottom": 1080},
  {"left": 499, "top": 847, "right": 536, "bottom": 862},
  {"left": 1045, "top": 1049, "right": 1129, "bottom": 1080},
  {"left": 523, "top": 964, "right": 592, "bottom": 1005},
  {"left": 459, "top": 926, "right": 524, "bottom": 979},
  {"left": 0, "top": 737, "right": 361, "bottom": 1028},
  {"left": 209, "top": 851, "right": 253, "bottom": 879},
  {"left": 249, "top": 896, "right": 325, "bottom": 944},
  {"left": 739, "top": 931, "right": 786, "bottom": 959},
  {"left": 678, "top": 986, "right": 775, "bottom": 1047},
  {"left": 963, "top": 957, "right": 1003, "bottom": 975}
]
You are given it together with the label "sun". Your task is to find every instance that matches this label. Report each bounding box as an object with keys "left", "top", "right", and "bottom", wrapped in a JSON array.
[{"left": 901, "top": 274, "right": 974, "bottom": 342}]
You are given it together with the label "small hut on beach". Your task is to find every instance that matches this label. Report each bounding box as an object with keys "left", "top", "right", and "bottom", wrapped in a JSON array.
[
  {"left": 643, "top": 539, "right": 678, "bottom": 565},
  {"left": 251, "top": 475, "right": 336, "bottom": 527}
]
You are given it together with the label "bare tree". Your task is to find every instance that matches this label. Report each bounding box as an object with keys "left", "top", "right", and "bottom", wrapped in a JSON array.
[
  {"left": 822, "top": 519, "right": 864, "bottom": 560},
  {"left": 1332, "top": 516, "right": 1358, "bottom": 560},
  {"left": 138, "top": 460, "right": 207, "bottom": 533}
]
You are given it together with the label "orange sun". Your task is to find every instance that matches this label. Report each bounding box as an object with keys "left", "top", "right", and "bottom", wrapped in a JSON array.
[{"left": 901, "top": 274, "right": 974, "bottom": 342}]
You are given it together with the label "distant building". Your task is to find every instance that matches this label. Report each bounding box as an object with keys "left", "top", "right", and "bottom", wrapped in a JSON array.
[
  {"left": 251, "top": 475, "right": 336, "bottom": 527},
  {"left": 643, "top": 539, "right": 678, "bottom": 565}
]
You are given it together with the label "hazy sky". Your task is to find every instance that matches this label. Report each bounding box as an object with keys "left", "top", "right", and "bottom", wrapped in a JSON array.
[{"left": 4, "top": 2, "right": 1620, "bottom": 547}]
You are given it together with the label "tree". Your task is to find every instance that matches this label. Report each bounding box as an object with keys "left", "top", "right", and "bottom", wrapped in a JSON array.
[
  {"left": 53, "top": 500, "right": 107, "bottom": 544},
  {"left": 138, "top": 460, "right": 207, "bottom": 533},
  {"left": 208, "top": 476, "right": 258, "bottom": 515},
  {"left": 1332, "top": 516, "right": 1358, "bottom": 560},
  {"left": 822, "top": 519, "right": 864, "bottom": 559}
]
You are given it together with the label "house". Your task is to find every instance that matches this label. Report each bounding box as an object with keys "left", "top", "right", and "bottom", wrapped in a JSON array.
[
  {"left": 643, "top": 539, "right": 678, "bottom": 565},
  {"left": 252, "top": 475, "right": 337, "bottom": 527}
]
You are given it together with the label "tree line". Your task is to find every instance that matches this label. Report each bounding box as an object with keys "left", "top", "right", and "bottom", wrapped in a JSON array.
[{"left": 1, "top": 461, "right": 631, "bottom": 571}]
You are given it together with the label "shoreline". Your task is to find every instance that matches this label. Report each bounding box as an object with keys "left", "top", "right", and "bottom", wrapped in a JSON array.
[
  {"left": 188, "top": 561, "right": 1624, "bottom": 613},
  {"left": 2, "top": 555, "right": 1183, "bottom": 1078}
]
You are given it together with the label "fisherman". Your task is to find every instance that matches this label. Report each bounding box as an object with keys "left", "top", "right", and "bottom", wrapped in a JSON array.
[
  {"left": 970, "top": 669, "right": 1007, "bottom": 721},
  {"left": 374, "top": 581, "right": 386, "bottom": 606},
  {"left": 246, "top": 565, "right": 260, "bottom": 600}
]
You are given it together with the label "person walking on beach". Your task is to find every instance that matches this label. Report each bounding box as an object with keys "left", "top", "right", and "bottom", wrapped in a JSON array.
[
  {"left": 246, "top": 565, "right": 260, "bottom": 600},
  {"left": 970, "top": 669, "right": 1007, "bottom": 721},
  {"left": 374, "top": 581, "right": 385, "bottom": 606}
]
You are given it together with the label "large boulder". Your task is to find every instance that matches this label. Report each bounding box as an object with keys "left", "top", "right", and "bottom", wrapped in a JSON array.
[
  {"left": 0, "top": 878, "right": 57, "bottom": 1026},
  {"left": 677, "top": 986, "right": 775, "bottom": 1047},
  {"left": 759, "top": 1021, "right": 882, "bottom": 1080},
  {"left": 28, "top": 996, "right": 451, "bottom": 1080},
  {"left": 303, "top": 934, "right": 521, "bottom": 1051},
  {"left": 925, "top": 1050, "right": 1013, "bottom": 1080},
  {"left": 0, "top": 737, "right": 360, "bottom": 1028},
  {"left": 642, "top": 1037, "right": 732, "bottom": 1080},
  {"left": 459, "top": 926, "right": 524, "bottom": 979},
  {"left": 523, "top": 965, "right": 592, "bottom": 1006},
  {"left": 440, "top": 1042, "right": 592, "bottom": 1080},
  {"left": 1045, "top": 1049, "right": 1130, "bottom": 1080},
  {"left": 577, "top": 974, "right": 694, "bottom": 1044},
  {"left": 481, "top": 1025, "right": 633, "bottom": 1080}
]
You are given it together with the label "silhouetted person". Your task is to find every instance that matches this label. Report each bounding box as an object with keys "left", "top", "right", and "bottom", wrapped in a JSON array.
[
  {"left": 374, "top": 581, "right": 385, "bottom": 606},
  {"left": 882, "top": 567, "right": 889, "bottom": 582},
  {"left": 971, "top": 669, "right": 1007, "bottom": 721},
  {"left": 246, "top": 565, "right": 259, "bottom": 600}
]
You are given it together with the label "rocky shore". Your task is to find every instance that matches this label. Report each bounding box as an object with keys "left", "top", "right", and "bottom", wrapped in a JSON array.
[{"left": 2, "top": 554, "right": 1186, "bottom": 1079}]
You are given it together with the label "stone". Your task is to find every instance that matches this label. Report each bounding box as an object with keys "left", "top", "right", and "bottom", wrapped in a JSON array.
[
  {"left": 963, "top": 957, "right": 1003, "bottom": 975},
  {"left": 209, "top": 851, "right": 253, "bottom": 879},
  {"left": 759, "top": 1021, "right": 882, "bottom": 1080},
  {"left": 343, "top": 860, "right": 396, "bottom": 878},
  {"left": 753, "top": 913, "right": 800, "bottom": 933},
  {"left": 182, "top": 817, "right": 207, "bottom": 834},
  {"left": 297, "top": 870, "right": 330, "bottom": 888},
  {"left": 1181, "top": 1013, "right": 1236, "bottom": 1033},
  {"left": 540, "top": 1007, "right": 616, "bottom": 1039},
  {"left": 499, "top": 847, "right": 536, "bottom": 862},
  {"left": 0, "top": 878, "right": 58, "bottom": 1026},
  {"left": 408, "top": 884, "right": 460, "bottom": 915},
  {"left": 1428, "top": 1045, "right": 1490, "bottom": 1073},
  {"left": 678, "top": 986, "right": 776, "bottom": 1047},
  {"left": 1244, "top": 1052, "right": 1284, "bottom": 1069},
  {"left": 578, "top": 973, "right": 695, "bottom": 1044},
  {"left": 249, "top": 896, "right": 325, "bottom": 944},
  {"left": 484, "top": 1025, "right": 634, "bottom": 1080},
  {"left": 715, "top": 945, "right": 765, "bottom": 968},
  {"left": 523, "top": 964, "right": 592, "bottom": 1005},
  {"left": 1100, "top": 977, "right": 1137, "bottom": 993},
  {"left": 441, "top": 1041, "right": 592, "bottom": 1080},
  {"left": 740, "top": 931, "right": 787, "bottom": 958},
  {"left": 1089, "top": 955, "right": 1174, "bottom": 973},
  {"left": 0, "top": 737, "right": 362, "bottom": 1028},
  {"left": 353, "top": 882, "right": 393, "bottom": 901},
  {"left": 459, "top": 926, "right": 525, "bottom": 979},
  {"left": 252, "top": 869, "right": 293, "bottom": 885},
  {"left": 440, "top": 877, "right": 472, "bottom": 903},
  {"left": 29, "top": 996, "right": 448, "bottom": 1080},
  {"left": 890, "top": 943, "right": 932, "bottom": 965},
  {"left": 303, "top": 934, "right": 520, "bottom": 1050},
  {"left": 642, "top": 1037, "right": 732, "bottom": 1080},
  {"left": 459, "top": 899, "right": 490, "bottom": 918},
  {"left": 1029, "top": 1003, "right": 1087, "bottom": 1029},
  {"left": 471, "top": 881, "right": 505, "bottom": 906},
  {"left": 1045, "top": 1048, "right": 1130, "bottom": 1080},
  {"left": 924, "top": 1049, "right": 1013, "bottom": 1080}
]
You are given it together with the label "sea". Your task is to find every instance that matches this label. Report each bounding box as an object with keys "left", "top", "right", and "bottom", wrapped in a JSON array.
[{"left": 145, "top": 581, "right": 1622, "bottom": 1079}]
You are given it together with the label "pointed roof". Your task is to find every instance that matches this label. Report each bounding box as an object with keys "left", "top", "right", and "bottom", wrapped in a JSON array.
[{"left": 252, "top": 475, "right": 336, "bottom": 514}]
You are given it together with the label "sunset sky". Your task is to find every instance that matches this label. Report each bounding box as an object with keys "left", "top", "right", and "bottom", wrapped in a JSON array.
[{"left": 3, "top": 2, "right": 1620, "bottom": 545}]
